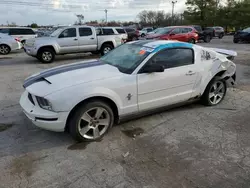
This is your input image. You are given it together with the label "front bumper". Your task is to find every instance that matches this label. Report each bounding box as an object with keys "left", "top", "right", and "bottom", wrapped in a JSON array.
[
  {"left": 24, "top": 46, "right": 37, "bottom": 56},
  {"left": 19, "top": 91, "right": 69, "bottom": 132}
]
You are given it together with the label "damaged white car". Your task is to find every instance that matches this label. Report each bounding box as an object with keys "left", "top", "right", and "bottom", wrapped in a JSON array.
[{"left": 20, "top": 40, "right": 236, "bottom": 141}]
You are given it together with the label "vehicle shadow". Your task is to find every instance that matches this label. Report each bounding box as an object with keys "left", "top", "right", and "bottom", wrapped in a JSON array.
[{"left": 0, "top": 102, "right": 203, "bottom": 157}]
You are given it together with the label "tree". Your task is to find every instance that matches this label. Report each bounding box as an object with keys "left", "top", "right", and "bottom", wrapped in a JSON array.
[{"left": 30, "top": 23, "right": 38, "bottom": 28}]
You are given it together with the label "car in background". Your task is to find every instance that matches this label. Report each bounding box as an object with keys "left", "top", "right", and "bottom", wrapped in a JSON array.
[
  {"left": 213, "top": 26, "right": 225, "bottom": 38},
  {"left": 146, "top": 26, "right": 199, "bottom": 43},
  {"left": 147, "top": 28, "right": 163, "bottom": 35},
  {"left": 24, "top": 26, "right": 123, "bottom": 63},
  {"left": 139, "top": 27, "right": 154, "bottom": 37},
  {"left": 20, "top": 40, "right": 237, "bottom": 141},
  {"left": 124, "top": 27, "right": 139, "bottom": 41},
  {"left": 233, "top": 27, "right": 250, "bottom": 43},
  {"left": 0, "top": 33, "right": 22, "bottom": 55},
  {"left": 0, "top": 27, "right": 37, "bottom": 44},
  {"left": 96, "top": 27, "right": 128, "bottom": 43},
  {"left": 190, "top": 25, "right": 214, "bottom": 43}
]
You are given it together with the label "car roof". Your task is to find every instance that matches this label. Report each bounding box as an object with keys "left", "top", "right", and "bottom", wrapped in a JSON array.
[
  {"left": 0, "top": 27, "right": 33, "bottom": 29},
  {"left": 128, "top": 40, "right": 193, "bottom": 50}
]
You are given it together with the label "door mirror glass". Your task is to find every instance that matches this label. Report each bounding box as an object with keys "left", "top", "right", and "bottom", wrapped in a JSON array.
[{"left": 142, "top": 64, "right": 164, "bottom": 73}]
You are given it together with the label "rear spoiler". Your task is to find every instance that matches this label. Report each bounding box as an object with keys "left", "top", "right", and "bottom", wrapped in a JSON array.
[{"left": 209, "top": 48, "right": 237, "bottom": 60}]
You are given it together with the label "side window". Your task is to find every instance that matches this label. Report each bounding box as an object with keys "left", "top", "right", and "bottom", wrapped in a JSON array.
[
  {"left": 79, "top": 27, "right": 92, "bottom": 36},
  {"left": 152, "top": 48, "right": 194, "bottom": 69},
  {"left": 116, "top": 28, "right": 126, "bottom": 34},
  {"left": 147, "top": 28, "right": 152, "bottom": 32},
  {"left": 96, "top": 28, "right": 102, "bottom": 35},
  {"left": 24, "top": 29, "right": 35, "bottom": 35},
  {"left": 102, "top": 28, "right": 115, "bottom": 35},
  {"left": 59, "top": 28, "right": 76, "bottom": 38},
  {"left": 9, "top": 29, "right": 21, "bottom": 35},
  {"left": 172, "top": 28, "right": 181, "bottom": 34},
  {"left": 0, "top": 28, "right": 10, "bottom": 34},
  {"left": 181, "top": 28, "right": 190, "bottom": 33}
]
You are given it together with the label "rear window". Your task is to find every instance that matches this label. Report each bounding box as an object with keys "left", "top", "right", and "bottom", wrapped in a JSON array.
[
  {"left": 102, "top": 28, "right": 115, "bottom": 35},
  {"left": 9, "top": 28, "right": 35, "bottom": 35},
  {"left": 116, "top": 28, "right": 126, "bottom": 34},
  {"left": 79, "top": 27, "right": 92, "bottom": 36}
]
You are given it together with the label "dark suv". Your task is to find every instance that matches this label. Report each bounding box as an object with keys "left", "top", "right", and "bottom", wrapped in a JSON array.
[
  {"left": 190, "top": 25, "right": 214, "bottom": 43},
  {"left": 124, "top": 27, "right": 139, "bottom": 41}
]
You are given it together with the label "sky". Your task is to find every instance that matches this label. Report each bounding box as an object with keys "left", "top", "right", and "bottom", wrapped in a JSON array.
[{"left": 0, "top": 0, "right": 186, "bottom": 25}]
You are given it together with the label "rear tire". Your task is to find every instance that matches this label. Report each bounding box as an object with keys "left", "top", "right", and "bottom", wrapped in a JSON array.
[
  {"left": 69, "top": 101, "right": 114, "bottom": 142},
  {"left": 188, "top": 38, "right": 196, "bottom": 44},
  {"left": 233, "top": 39, "right": 239, "bottom": 43},
  {"left": 100, "top": 44, "right": 113, "bottom": 56},
  {"left": 218, "top": 34, "right": 223, "bottom": 39},
  {"left": 0, "top": 44, "right": 11, "bottom": 55},
  {"left": 204, "top": 35, "right": 211, "bottom": 43},
  {"left": 37, "top": 48, "right": 55, "bottom": 63},
  {"left": 201, "top": 76, "right": 227, "bottom": 106}
]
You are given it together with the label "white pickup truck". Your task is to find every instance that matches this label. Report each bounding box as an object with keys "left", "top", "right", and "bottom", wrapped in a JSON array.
[{"left": 24, "top": 26, "right": 123, "bottom": 63}]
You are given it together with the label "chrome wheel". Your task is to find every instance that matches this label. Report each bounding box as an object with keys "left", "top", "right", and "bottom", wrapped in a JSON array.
[
  {"left": 103, "top": 47, "right": 111, "bottom": 54},
  {"left": 0, "top": 45, "right": 10, "bottom": 55},
  {"left": 42, "top": 52, "right": 52, "bottom": 62},
  {"left": 209, "top": 81, "right": 225, "bottom": 105},
  {"left": 78, "top": 107, "right": 111, "bottom": 140}
]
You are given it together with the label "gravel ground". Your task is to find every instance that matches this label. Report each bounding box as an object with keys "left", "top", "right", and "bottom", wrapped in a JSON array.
[{"left": 0, "top": 36, "right": 250, "bottom": 188}]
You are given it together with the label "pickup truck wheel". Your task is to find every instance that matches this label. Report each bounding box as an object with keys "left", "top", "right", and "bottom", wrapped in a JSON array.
[
  {"left": 101, "top": 44, "right": 113, "bottom": 56},
  {"left": 204, "top": 35, "right": 211, "bottom": 43},
  {"left": 201, "top": 77, "right": 227, "bottom": 106},
  {"left": 37, "top": 48, "right": 55, "bottom": 63},
  {"left": 69, "top": 101, "right": 114, "bottom": 142},
  {"left": 0, "top": 44, "right": 11, "bottom": 55}
]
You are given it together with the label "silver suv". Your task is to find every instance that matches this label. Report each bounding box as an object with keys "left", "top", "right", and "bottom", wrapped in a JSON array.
[{"left": 24, "top": 26, "right": 123, "bottom": 63}]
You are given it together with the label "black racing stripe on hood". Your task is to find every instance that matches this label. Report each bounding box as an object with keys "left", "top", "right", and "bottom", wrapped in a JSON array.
[{"left": 23, "top": 61, "right": 104, "bottom": 88}]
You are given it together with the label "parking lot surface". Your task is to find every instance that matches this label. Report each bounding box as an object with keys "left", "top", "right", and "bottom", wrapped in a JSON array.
[{"left": 1, "top": 36, "right": 250, "bottom": 188}]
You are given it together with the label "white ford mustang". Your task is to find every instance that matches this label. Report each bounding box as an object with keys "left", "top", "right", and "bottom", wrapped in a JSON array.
[{"left": 20, "top": 40, "right": 236, "bottom": 141}]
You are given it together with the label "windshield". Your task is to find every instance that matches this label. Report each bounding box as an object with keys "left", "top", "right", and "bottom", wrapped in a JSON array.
[
  {"left": 155, "top": 27, "right": 172, "bottom": 34},
  {"left": 100, "top": 44, "right": 151, "bottom": 74},
  {"left": 50, "top": 28, "right": 64, "bottom": 37},
  {"left": 242, "top": 27, "right": 250, "bottom": 32}
]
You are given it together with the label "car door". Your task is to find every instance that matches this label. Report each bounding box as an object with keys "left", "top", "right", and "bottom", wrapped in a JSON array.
[
  {"left": 137, "top": 48, "right": 198, "bottom": 111},
  {"left": 56, "top": 28, "right": 78, "bottom": 54},
  {"left": 78, "top": 27, "right": 97, "bottom": 52},
  {"left": 169, "top": 28, "right": 184, "bottom": 41}
]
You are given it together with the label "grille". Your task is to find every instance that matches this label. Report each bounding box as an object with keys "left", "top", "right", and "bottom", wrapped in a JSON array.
[{"left": 28, "top": 93, "right": 35, "bottom": 105}]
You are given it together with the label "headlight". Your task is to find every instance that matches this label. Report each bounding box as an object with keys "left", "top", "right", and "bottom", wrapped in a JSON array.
[{"left": 36, "top": 96, "right": 53, "bottom": 111}]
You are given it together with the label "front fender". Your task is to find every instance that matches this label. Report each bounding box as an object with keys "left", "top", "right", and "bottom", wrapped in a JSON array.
[
  {"left": 36, "top": 42, "right": 60, "bottom": 54},
  {"left": 46, "top": 85, "right": 123, "bottom": 114}
]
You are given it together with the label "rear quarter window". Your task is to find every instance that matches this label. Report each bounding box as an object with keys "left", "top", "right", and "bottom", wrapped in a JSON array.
[
  {"left": 9, "top": 28, "right": 35, "bottom": 35},
  {"left": 102, "top": 28, "right": 115, "bottom": 35},
  {"left": 116, "top": 28, "right": 126, "bottom": 34}
]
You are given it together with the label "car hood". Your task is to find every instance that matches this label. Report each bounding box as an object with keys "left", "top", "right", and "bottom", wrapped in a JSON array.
[{"left": 24, "top": 60, "right": 123, "bottom": 96}]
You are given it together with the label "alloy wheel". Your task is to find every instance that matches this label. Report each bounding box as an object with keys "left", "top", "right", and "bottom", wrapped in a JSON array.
[
  {"left": 42, "top": 51, "right": 52, "bottom": 62},
  {"left": 0, "top": 45, "right": 10, "bottom": 55},
  {"left": 209, "top": 81, "right": 225, "bottom": 105},
  {"left": 103, "top": 47, "right": 111, "bottom": 54},
  {"left": 78, "top": 107, "right": 111, "bottom": 140}
]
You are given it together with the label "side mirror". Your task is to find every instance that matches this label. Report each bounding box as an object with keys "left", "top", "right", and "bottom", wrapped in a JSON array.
[{"left": 142, "top": 64, "right": 164, "bottom": 73}]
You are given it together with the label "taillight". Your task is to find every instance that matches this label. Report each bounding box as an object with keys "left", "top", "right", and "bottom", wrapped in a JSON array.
[{"left": 15, "top": 38, "right": 21, "bottom": 42}]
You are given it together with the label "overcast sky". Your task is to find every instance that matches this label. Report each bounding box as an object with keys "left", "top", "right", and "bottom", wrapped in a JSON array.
[{"left": 0, "top": 0, "right": 186, "bottom": 25}]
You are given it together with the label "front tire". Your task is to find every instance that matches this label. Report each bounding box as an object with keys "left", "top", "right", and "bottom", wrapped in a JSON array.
[
  {"left": 218, "top": 33, "right": 223, "bottom": 39},
  {"left": 37, "top": 48, "right": 55, "bottom": 63},
  {"left": 0, "top": 44, "right": 11, "bottom": 55},
  {"left": 201, "top": 77, "right": 227, "bottom": 106},
  {"left": 69, "top": 101, "right": 114, "bottom": 142},
  {"left": 100, "top": 44, "right": 113, "bottom": 56}
]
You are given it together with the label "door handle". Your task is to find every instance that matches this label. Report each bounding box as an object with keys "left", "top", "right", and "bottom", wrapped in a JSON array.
[
  {"left": 186, "top": 71, "right": 196, "bottom": 76},
  {"left": 74, "top": 38, "right": 78, "bottom": 41},
  {"left": 90, "top": 37, "right": 95, "bottom": 39}
]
